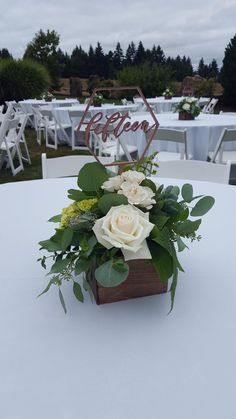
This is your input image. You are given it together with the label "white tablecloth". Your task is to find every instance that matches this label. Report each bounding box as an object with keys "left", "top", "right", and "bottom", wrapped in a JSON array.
[
  {"left": 0, "top": 177, "right": 236, "bottom": 419},
  {"left": 19, "top": 99, "right": 79, "bottom": 114},
  {"left": 134, "top": 97, "right": 209, "bottom": 113},
  {"left": 123, "top": 112, "right": 236, "bottom": 160}
]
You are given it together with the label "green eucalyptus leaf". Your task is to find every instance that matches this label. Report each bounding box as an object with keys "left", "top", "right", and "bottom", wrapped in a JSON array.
[
  {"left": 61, "top": 228, "right": 73, "bottom": 251},
  {"left": 98, "top": 193, "right": 128, "bottom": 214},
  {"left": 169, "top": 266, "right": 178, "bottom": 313},
  {"left": 140, "top": 178, "right": 157, "bottom": 193},
  {"left": 75, "top": 258, "right": 90, "bottom": 275},
  {"left": 37, "top": 277, "right": 57, "bottom": 297},
  {"left": 176, "top": 237, "right": 188, "bottom": 252},
  {"left": 149, "top": 241, "right": 173, "bottom": 282},
  {"left": 190, "top": 196, "right": 215, "bottom": 217},
  {"left": 181, "top": 184, "right": 193, "bottom": 202},
  {"left": 58, "top": 288, "right": 67, "bottom": 314},
  {"left": 171, "top": 186, "right": 180, "bottom": 197},
  {"left": 151, "top": 227, "right": 173, "bottom": 255},
  {"left": 95, "top": 259, "right": 129, "bottom": 287},
  {"left": 48, "top": 214, "right": 61, "bottom": 223},
  {"left": 67, "top": 189, "right": 89, "bottom": 201},
  {"left": 174, "top": 219, "right": 201, "bottom": 236},
  {"left": 49, "top": 258, "right": 71, "bottom": 274},
  {"left": 73, "top": 281, "right": 84, "bottom": 302},
  {"left": 38, "top": 239, "right": 62, "bottom": 252},
  {"left": 77, "top": 162, "right": 108, "bottom": 192},
  {"left": 151, "top": 215, "right": 169, "bottom": 230}
]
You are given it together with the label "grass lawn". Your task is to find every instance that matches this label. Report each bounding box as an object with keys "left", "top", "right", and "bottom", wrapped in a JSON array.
[{"left": 0, "top": 128, "right": 90, "bottom": 184}]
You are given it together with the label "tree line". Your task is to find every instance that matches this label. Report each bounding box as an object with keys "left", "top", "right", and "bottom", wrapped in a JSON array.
[
  {"left": 0, "top": 29, "right": 219, "bottom": 84},
  {"left": 1, "top": 29, "right": 236, "bottom": 104}
]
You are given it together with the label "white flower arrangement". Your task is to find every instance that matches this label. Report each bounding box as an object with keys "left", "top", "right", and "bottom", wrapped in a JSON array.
[
  {"left": 38, "top": 159, "right": 215, "bottom": 313},
  {"left": 162, "top": 88, "right": 173, "bottom": 98},
  {"left": 175, "top": 98, "right": 201, "bottom": 117}
]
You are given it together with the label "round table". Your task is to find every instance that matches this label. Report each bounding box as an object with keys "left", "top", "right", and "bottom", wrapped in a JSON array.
[
  {"left": 124, "top": 112, "right": 236, "bottom": 160},
  {"left": 134, "top": 97, "right": 209, "bottom": 113},
  {"left": 0, "top": 177, "right": 235, "bottom": 419}
]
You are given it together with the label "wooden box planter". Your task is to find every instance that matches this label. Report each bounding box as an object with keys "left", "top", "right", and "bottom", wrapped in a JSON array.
[
  {"left": 90, "top": 260, "right": 168, "bottom": 305},
  {"left": 179, "top": 111, "right": 194, "bottom": 120}
]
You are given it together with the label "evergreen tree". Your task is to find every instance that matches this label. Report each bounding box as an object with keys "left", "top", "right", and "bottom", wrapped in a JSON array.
[
  {"left": 0, "top": 48, "right": 12, "bottom": 59},
  {"left": 125, "top": 42, "right": 136, "bottom": 65},
  {"left": 151, "top": 45, "right": 165, "bottom": 64},
  {"left": 208, "top": 59, "right": 219, "bottom": 79},
  {"left": 198, "top": 58, "right": 207, "bottom": 77},
  {"left": 134, "top": 41, "right": 146, "bottom": 64},
  {"left": 221, "top": 34, "right": 236, "bottom": 105},
  {"left": 112, "top": 42, "right": 124, "bottom": 72},
  {"left": 70, "top": 45, "right": 88, "bottom": 77}
]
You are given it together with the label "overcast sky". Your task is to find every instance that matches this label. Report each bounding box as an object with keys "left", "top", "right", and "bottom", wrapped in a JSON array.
[{"left": 0, "top": 0, "right": 235, "bottom": 68}]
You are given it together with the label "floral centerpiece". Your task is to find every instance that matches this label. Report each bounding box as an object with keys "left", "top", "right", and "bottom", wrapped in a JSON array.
[
  {"left": 162, "top": 88, "right": 173, "bottom": 99},
  {"left": 175, "top": 98, "right": 201, "bottom": 120},
  {"left": 38, "top": 158, "right": 214, "bottom": 313},
  {"left": 93, "top": 93, "right": 103, "bottom": 107},
  {"left": 41, "top": 91, "right": 54, "bottom": 101}
]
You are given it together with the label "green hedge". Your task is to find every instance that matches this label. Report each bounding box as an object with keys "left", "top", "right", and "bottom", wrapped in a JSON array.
[
  {"left": 117, "top": 62, "right": 172, "bottom": 97},
  {"left": 0, "top": 59, "right": 50, "bottom": 103}
]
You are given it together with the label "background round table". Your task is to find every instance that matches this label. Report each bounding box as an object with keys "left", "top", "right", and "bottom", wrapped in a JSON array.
[
  {"left": 0, "top": 177, "right": 235, "bottom": 419},
  {"left": 123, "top": 112, "right": 236, "bottom": 160}
]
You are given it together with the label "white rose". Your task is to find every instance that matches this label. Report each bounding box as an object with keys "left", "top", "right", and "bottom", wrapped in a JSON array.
[
  {"left": 101, "top": 175, "right": 122, "bottom": 192},
  {"left": 120, "top": 170, "right": 145, "bottom": 184},
  {"left": 118, "top": 181, "right": 156, "bottom": 209},
  {"left": 182, "top": 103, "right": 191, "bottom": 111},
  {"left": 92, "top": 205, "right": 154, "bottom": 260}
]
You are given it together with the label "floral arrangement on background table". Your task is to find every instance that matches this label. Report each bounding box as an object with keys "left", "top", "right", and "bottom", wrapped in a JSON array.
[
  {"left": 41, "top": 91, "right": 54, "bottom": 101},
  {"left": 92, "top": 93, "right": 103, "bottom": 107},
  {"left": 38, "top": 157, "right": 214, "bottom": 313},
  {"left": 175, "top": 97, "right": 201, "bottom": 120},
  {"left": 162, "top": 88, "right": 173, "bottom": 99}
]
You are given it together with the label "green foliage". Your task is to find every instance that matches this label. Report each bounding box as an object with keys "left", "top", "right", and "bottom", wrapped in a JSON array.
[
  {"left": 195, "top": 78, "right": 215, "bottom": 97},
  {"left": 24, "top": 29, "right": 61, "bottom": 89},
  {"left": 95, "top": 259, "right": 129, "bottom": 287},
  {"left": 118, "top": 62, "right": 173, "bottom": 97},
  {"left": 0, "top": 59, "right": 50, "bottom": 103},
  {"left": 77, "top": 162, "right": 108, "bottom": 191},
  {"left": 221, "top": 34, "right": 236, "bottom": 105},
  {"left": 175, "top": 98, "right": 201, "bottom": 117},
  {"left": 38, "top": 159, "right": 215, "bottom": 313}
]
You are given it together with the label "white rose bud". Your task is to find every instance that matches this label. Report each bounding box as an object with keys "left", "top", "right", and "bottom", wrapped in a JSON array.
[
  {"left": 92, "top": 205, "right": 154, "bottom": 260},
  {"left": 118, "top": 181, "right": 156, "bottom": 209},
  {"left": 120, "top": 170, "right": 145, "bottom": 184},
  {"left": 182, "top": 103, "right": 191, "bottom": 111},
  {"left": 101, "top": 175, "right": 122, "bottom": 192}
]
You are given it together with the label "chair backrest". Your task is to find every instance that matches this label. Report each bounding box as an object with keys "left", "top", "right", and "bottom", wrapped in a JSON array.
[
  {"left": 157, "top": 159, "right": 231, "bottom": 184},
  {"left": 41, "top": 154, "right": 114, "bottom": 179},
  {"left": 153, "top": 128, "right": 188, "bottom": 159},
  {"left": 202, "top": 98, "right": 218, "bottom": 114},
  {"left": 211, "top": 128, "right": 236, "bottom": 163}
]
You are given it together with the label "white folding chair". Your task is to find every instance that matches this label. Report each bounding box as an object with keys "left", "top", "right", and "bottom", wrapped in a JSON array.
[
  {"left": 17, "top": 114, "right": 31, "bottom": 165},
  {"left": 0, "top": 117, "right": 24, "bottom": 175},
  {"left": 68, "top": 109, "right": 90, "bottom": 151},
  {"left": 40, "top": 109, "right": 72, "bottom": 149},
  {"left": 202, "top": 98, "right": 218, "bottom": 114},
  {"left": 151, "top": 128, "right": 189, "bottom": 161},
  {"left": 210, "top": 128, "right": 236, "bottom": 163},
  {"left": 93, "top": 122, "right": 138, "bottom": 162},
  {"left": 41, "top": 153, "right": 114, "bottom": 179},
  {"left": 156, "top": 160, "right": 231, "bottom": 184}
]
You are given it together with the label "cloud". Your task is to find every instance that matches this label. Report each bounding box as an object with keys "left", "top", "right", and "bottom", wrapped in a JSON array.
[{"left": 0, "top": 0, "right": 235, "bottom": 67}]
